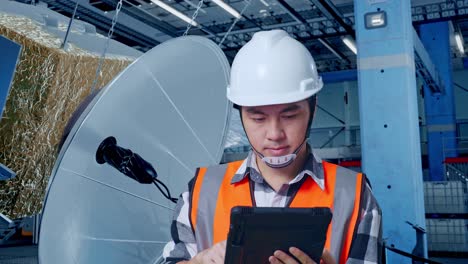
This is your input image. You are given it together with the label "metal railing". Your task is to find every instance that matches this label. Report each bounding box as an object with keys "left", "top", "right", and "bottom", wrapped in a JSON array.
[
  {"left": 425, "top": 144, "right": 468, "bottom": 255},
  {"left": 424, "top": 181, "right": 468, "bottom": 214},
  {"left": 446, "top": 163, "right": 468, "bottom": 182},
  {"left": 426, "top": 219, "right": 468, "bottom": 253}
]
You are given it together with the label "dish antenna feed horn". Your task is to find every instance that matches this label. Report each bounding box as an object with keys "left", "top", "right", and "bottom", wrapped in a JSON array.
[{"left": 96, "top": 136, "right": 178, "bottom": 203}]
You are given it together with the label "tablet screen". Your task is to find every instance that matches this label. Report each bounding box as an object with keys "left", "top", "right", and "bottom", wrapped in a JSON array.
[{"left": 225, "top": 206, "right": 332, "bottom": 264}]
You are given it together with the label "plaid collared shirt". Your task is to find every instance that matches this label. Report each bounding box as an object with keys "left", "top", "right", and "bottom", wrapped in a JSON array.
[{"left": 162, "top": 151, "right": 382, "bottom": 263}]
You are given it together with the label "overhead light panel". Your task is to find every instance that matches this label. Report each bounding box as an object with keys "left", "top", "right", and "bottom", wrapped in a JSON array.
[
  {"left": 455, "top": 33, "right": 465, "bottom": 54},
  {"left": 342, "top": 36, "right": 357, "bottom": 55},
  {"left": 259, "top": 0, "right": 270, "bottom": 7},
  {"left": 151, "top": 0, "right": 198, "bottom": 26},
  {"left": 211, "top": 0, "right": 241, "bottom": 19},
  {"left": 365, "top": 11, "right": 387, "bottom": 29}
]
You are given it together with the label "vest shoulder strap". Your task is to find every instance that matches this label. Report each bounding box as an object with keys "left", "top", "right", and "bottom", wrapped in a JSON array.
[{"left": 189, "top": 160, "right": 244, "bottom": 250}]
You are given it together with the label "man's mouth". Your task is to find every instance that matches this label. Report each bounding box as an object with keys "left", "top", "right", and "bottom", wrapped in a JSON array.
[{"left": 264, "top": 146, "right": 289, "bottom": 156}]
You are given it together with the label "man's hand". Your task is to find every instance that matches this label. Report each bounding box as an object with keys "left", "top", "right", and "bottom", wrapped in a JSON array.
[
  {"left": 185, "top": 240, "right": 227, "bottom": 264},
  {"left": 269, "top": 248, "right": 336, "bottom": 264}
]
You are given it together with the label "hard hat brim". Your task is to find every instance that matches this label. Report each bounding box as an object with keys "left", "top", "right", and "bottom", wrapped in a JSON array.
[{"left": 227, "top": 89, "right": 317, "bottom": 107}]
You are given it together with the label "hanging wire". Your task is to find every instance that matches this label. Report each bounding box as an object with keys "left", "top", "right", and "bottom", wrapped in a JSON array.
[
  {"left": 183, "top": 0, "right": 205, "bottom": 36},
  {"left": 182, "top": 0, "right": 252, "bottom": 47},
  {"left": 90, "top": 0, "right": 250, "bottom": 92},
  {"left": 454, "top": 82, "right": 468, "bottom": 93},
  {"left": 86, "top": 0, "right": 252, "bottom": 205},
  {"left": 218, "top": 0, "right": 251, "bottom": 47},
  {"left": 90, "top": 0, "right": 123, "bottom": 93},
  {"left": 156, "top": 1, "right": 252, "bottom": 203},
  {"left": 61, "top": 1, "right": 79, "bottom": 50}
]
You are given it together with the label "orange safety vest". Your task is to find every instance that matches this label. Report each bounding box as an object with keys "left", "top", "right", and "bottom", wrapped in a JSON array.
[{"left": 189, "top": 160, "right": 365, "bottom": 264}]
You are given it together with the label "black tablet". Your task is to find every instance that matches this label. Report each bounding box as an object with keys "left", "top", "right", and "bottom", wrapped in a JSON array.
[{"left": 225, "top": 206, "right": 332, "bottom": 264}]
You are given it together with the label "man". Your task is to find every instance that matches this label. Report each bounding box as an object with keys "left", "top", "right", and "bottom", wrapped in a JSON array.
[{"left": 162, "top": 30, "right": 382, "bottom": 264}]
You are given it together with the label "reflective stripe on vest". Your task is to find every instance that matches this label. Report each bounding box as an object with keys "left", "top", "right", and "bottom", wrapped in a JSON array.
[{"left": 189, "top": 160, "right": 364, "bottom": 264}]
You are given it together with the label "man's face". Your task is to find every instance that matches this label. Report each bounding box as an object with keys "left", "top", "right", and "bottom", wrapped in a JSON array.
[{"left": 241, "top": 100, "right": 310, "bottom": 157}]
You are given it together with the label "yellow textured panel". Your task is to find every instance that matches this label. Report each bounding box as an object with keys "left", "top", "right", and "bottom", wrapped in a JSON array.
[{"left": 0, "top": 13, "right": 134, "bottom": 218}]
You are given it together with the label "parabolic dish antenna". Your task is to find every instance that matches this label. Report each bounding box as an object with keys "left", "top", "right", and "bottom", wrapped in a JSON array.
[{"left": 39, "top": 36, "right": 231, "bottom": 263}]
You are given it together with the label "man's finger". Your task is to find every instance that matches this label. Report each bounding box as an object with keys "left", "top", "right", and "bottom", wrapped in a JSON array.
[
  {"left": 219, "top": 241, "right": 227, "bottom": 259},
  {"left": 321, "top": 249, "right": 336, "bottom": 264},
  {"left": 212, "top": 254, "right": 224, "bottom": 264},
  {"left": 269, "top": 256, "right": 284, "bottom": 264},
  {"left": 206, "top": 250, "right": 223, "bottom": 264},
  {"left": 289, "top": 247, "right": 315, "bottom": 264},
  {"left": 212, "top": 241, "right": 227, "bottom": 264},
  {"left": 274, "top": 250, "right": 299, "bottom": 264}
]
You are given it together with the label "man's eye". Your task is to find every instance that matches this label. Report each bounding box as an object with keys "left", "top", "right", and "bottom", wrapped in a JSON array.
[
  {"left": 252, "top": 117, "right": 265, "bottom": 122},
  {"left": 283, "top": 115, "right": 297, "bottom": 119}
]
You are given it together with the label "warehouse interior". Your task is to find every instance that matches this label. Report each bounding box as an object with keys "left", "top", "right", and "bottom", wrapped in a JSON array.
[{"left": 1, "top": 0, "right": 468, "bottom": 263}]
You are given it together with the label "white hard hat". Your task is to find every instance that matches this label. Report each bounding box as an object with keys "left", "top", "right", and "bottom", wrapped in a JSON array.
[{"left": 227, "top": 29, "right": 323, "bottom": 107}]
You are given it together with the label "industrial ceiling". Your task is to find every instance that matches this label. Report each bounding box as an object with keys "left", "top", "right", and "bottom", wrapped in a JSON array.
[{"left": 16, "top": 0, "right": 468, "bottom": 71}]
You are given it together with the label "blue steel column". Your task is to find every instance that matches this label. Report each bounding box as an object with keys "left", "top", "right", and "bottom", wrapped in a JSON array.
[
  {"left": 0, "top": 35, "right": 21, "bottom": 117},
  {"left": 354, "top": 1, "right": 426, "bottom": 263},
  {"left": 420, "top": 22, "right": 457, "bottom": 181}
]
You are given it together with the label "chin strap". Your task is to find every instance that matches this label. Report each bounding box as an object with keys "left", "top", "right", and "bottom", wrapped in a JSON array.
[{"left": 253, "top": 138, "right": 308, "bottom": 169}]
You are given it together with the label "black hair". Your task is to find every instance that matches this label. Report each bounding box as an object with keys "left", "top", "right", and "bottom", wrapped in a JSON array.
[{"left": 306, "top": 95, "right": 317, "bottom": 137}]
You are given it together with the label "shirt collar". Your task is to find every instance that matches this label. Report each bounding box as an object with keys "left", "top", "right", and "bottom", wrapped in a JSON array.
[{"left": 230, "top": 146, "right": 326, "bottom": 190}]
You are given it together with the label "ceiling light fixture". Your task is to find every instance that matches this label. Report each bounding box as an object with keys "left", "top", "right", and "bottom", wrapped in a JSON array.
[
  {"left": 318, "top": 38, "right": 345, "bottom": 61},
  {"left": 342, "top": 36, "right": 357, "bottom": 54},
  {"left": 260, "top": 0, "right": 270, "bottom": 7},
  {"left": 151, "top": 0, "right": 198, "bottom": 26},
  {"left": 211, "top": 0, "right": 242, "bottom": 19},
  {"left": 455, "top": 33, "right": 465, "bottom": 54}
]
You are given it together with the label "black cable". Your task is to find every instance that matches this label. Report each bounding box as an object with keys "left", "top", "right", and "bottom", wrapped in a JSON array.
[
  {"left": 154, "top": 178, "right": 173, "bottom": 199},
  {"left": 153, "top": 179, "right": 178, "bottom": 203},
  {"left": 385, "top": 246, "right": 442, "bottom": 264},
  {"left": 454, "top": 82, "right": 468, "bottom": 93},
  {"left": 153, "top": 180, "right": 177, "bottom": 203},
  {"left": 317, "top": 105, "right": 345, "bottom": 124}
]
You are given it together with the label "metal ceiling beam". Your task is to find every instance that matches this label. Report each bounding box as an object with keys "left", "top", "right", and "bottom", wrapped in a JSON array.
[
  {"left": 308, "top": 0, "right": 355, "bottom": 38},
  {"left": 208, "top": 20, "right": 297, "bottom": 37},
  {"left": 412, "top": 1, "right": 468, "bottom": 25},
  {"left": 206, "top": 12, "right": 354, "bottom": 40},
  {"left": 182, "top": 0, "right": 207, "bottom": 14},
  {"left": 276, "top": 0, "right": 307, "bottom": 25},
  {"left": 241, "top": 14, "right": 265, "bottom": 31},
  {"left": 42, "top": 0, "right": 159, "bottom": 48},
  {"left": 317, "top": 38, "right": 347, "bottom": 61},
  {"left": 413, "top": 13, "right": 468, "bottom": 25},
  {"left": 184, "top": 0, "right": 263, "bottom": 37},
  {"left": 275, "top": 0, "right": 349, "bottom": 62},
  {"left": 221, "top": 30, "right": 351, "bottom": 52},
  {"left": 212, "top": 0, "right": 468, "bottom": 43},
  {"left": 170, "top": 0, "right": 218, "bottom": 37},
  {"left": 97, "top": 0, "right": 179, "bottom": 37}
]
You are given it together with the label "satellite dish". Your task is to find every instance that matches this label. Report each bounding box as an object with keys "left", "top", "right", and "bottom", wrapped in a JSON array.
[{"left": 39, "top": 36, "right": 231, "bottom": 264}]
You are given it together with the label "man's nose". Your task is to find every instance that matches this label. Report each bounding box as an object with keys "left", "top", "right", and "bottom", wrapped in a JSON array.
[{"left": 266, "top": 119, "right": 285, "bottom": 141}]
